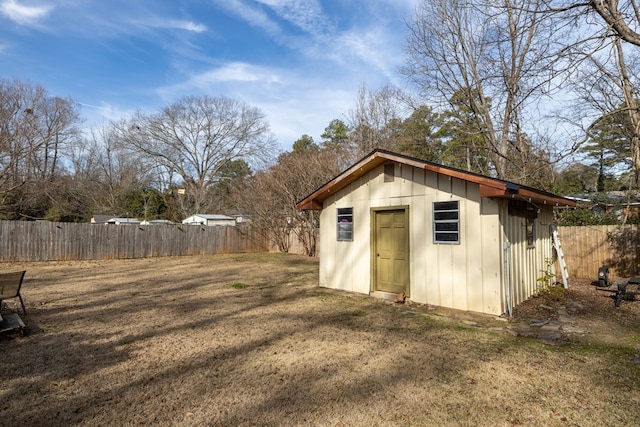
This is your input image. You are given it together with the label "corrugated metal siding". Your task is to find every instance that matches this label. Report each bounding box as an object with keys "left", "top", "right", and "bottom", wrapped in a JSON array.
[{"left": 499, "top": 202, "right": 555, "bottom": 312}]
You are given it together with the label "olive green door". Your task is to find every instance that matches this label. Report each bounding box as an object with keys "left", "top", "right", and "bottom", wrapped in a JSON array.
[{"left": 373, "top": 209, "right": 409, "bottom": 295}]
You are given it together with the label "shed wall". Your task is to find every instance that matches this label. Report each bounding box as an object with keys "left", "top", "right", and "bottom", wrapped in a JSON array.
[
  {"left": 319, "top": 163, "right": 505, "bottom": 315},
  {"left": 499, "top": 201, "right": 555, "bottom": 313}
]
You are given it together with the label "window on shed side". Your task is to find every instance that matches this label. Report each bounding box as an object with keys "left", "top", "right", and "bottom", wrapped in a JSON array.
[
  {"left": 433, "top": 201, "right": 460, "bottom": 244},
  {"left": 526, "top": 218, "right": 536, "bottom": 248},
  {"left": 337, "top": 207, "right": 353, "bottom": 241}
]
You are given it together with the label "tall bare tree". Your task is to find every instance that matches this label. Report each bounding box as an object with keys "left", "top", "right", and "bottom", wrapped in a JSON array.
[
  {"left": 118, "top": 95, "right": 276, "bottom": 219},
  {"left": 403, "top": 0, "right": 566, "bottom": 181},
  {"left": 588, "top": 0, "right": 640, "bottom": 45},
  {"left": 571, "top": 35, "right": 640, "bottom": 184},
  {"left": 234, "top": 144, "right": 343, "bottom": 256},
  {"left": 546, "top": 1, "right": 640, "bottom": 47},
  {"left": 542, "top": 0, "right": 640, "bottom": 192},
  {"left": 87, "top": 125, "right": 156, "bottom": 214},
  {"left": 0, "top": 79, "right": 81, "bottom": 219},
  {"left": 347, "top": 83, "right": 408, "bottom": 155}
]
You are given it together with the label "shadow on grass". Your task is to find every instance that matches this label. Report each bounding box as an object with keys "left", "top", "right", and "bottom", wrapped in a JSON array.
[{"left": 0, "top": 254, "right": 638, "bottom": 426}]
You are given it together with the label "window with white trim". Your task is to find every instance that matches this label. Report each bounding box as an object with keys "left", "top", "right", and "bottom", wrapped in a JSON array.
[
  {"left": 337, "top": 207, "right": 353, "bottom": 241},
  {"left": 433, "top": 201, "right": 460, "bottom": 244}
]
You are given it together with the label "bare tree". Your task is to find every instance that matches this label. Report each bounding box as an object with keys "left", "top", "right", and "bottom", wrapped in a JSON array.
[
  {"left": 0, "top": 80, "right": 45, "bottom": 193},
  {"left": 89, "top": 125, "right": 156, "bottom": 214},
  {"left": 118, "top": 96, "right": 276, "bottom": 219},
  {"left": 540, "top": 0, "right": 640, "bottom": 193},
  {"left": 235, "top": 170, "right": 293, "bottom": 253},
  {"left": 0, "top": 79, "right": 81, "bottom": 219},
  {"left": 571, "top": 36, "right": 640, "bottom": 182},
  {"left": 403, "top": 0, "right": 568, "bottom": 181},
  {"left": 545, "top": 1, "right": 640, "bottom": 47},
  {"left": 234, "top": 146, "right": 343, "bottom": 256},
  {"left": 347, "top": 83, "right": 409, "bottom": 155}
]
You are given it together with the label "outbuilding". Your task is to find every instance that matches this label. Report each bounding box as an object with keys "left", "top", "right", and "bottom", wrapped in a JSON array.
[
  {"left": 105, "top": 217, "right": 140, "bottom": 225},
  {"left": 182, "top": 214, "right": 237, "bottom": 226},
  {"left": 296, "top": 149, "right": 576, "bottom": 316}
]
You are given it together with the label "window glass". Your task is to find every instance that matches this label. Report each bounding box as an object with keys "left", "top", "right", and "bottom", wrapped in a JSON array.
[
  {"left": 526, "top": 218, "right": 536, "bottom": 248},
  {"left": 433, "top": 201, "right": 460, "bottom": 244},
  {"left": 337, "top": 208, "right": 353, "bottom": 241}
]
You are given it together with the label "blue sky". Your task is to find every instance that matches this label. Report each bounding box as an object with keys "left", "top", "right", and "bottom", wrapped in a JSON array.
[{"left": 0, "top": 0, "right": 418, "bottom": 151}]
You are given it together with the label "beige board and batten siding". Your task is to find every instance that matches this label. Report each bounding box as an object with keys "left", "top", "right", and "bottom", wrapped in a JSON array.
[{"left": 319, "top": 162, "right": 506, "bottom": 315}]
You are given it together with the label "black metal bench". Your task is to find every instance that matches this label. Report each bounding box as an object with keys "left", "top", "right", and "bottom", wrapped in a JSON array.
[
  {"left": 595, "top": 265, "right": 640, "bottom": 307},
  {"left": 0, "top": 271, "right": 27, "bottom": 315}
]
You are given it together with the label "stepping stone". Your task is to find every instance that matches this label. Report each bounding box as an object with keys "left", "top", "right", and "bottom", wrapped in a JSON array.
[{"left": 530, "top": 319, "right": 549, "bottom": 327}]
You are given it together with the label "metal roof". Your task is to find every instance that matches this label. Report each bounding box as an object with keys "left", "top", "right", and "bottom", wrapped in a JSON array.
[{"left": 297, "top": 149, "right": 577, "bottom": 210}]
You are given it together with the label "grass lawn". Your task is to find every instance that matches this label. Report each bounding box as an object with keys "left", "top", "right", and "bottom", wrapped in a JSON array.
[{"left": 1, "top": 253, "right": 639, "bottom": 426}]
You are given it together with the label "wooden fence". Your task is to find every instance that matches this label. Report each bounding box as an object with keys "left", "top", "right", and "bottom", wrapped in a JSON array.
[
  {"left": 558, "top": 225, "right": 640, "bottom": 279},
  {"left": 0, "top": 221, "right": 268, "bottom": 262},
  {"left": 1, "top": 220, "right": 637, "bottom": 279}
]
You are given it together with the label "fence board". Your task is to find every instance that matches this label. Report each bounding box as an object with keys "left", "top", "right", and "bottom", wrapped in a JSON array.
[
  {"left": 0, "top": 221, "right": 268, "bottom": 262},
  {"left": 557, "top": 225, "right": 640, "bottom": 279},
  {"left": 9, "top": 221, "right": 634, "bottom": 279}
]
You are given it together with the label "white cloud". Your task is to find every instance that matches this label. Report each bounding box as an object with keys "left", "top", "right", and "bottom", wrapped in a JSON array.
[
  {"left": 168, "top": 62, "right": 282, "bottom": 90},
  {"left": 256, "top": 86, "right": 353, "bottom": 149},
  {"left": 334, "top": 29, "right": 402, "bottom": 83},
  {"left": 156, "top": 61, "right": 355, "bottom": 150},
  {"left": 17, "top": 1, "right": 416, "bottom": 152},
  {"left": 255, "top": 0, "right": 328, "bottom": 34},
  {"left": 78, "top": 101, "right": 137, "bottom": 125},
  {"left": 213, "top": 0, "right": 281, "bottom": 36},
  {"left": 138, "top": 18, "right": 207, "bottom": 33},
  {"left": 172, "top": 20, "right": 207, "bottom": 33},
  {"left": 212, "top": 0, "right": 407, "bottom": 87},
  {"left": 0, "top": 0, "right": 53, "bottom": 25}
]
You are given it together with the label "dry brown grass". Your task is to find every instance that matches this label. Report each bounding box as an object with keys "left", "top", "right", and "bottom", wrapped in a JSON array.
[{"left": 1, "top": 253, "right": 639, "bottom": 426}]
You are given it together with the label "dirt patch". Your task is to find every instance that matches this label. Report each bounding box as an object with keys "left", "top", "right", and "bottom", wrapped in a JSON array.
[
  {"left": 1, "top": 254, "right": 640, "bottom": 426},
  {"left": 510, "top": 278, "right": 640, "bottom": 344}
]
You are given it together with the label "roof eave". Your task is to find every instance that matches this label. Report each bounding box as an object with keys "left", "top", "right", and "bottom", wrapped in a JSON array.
[
  {"left": 296, "top": 149, "right": 577, "bottom": 210},
  {"left": 296, "top": 151, "right": 386, "bottom": 210}
]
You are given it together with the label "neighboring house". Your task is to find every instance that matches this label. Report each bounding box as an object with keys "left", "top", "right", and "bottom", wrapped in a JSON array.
[
  {"left": 567, "top": 191, "right": 640, "bottom": 220},
  {"left": 225, "top": 210, "right": 251, "bottom": 224},
  {"left": 140, "top": 219, "right": 174, "bottom": 225},
  {"left": 91, "top": 215, "right": 141, "bottom": 225},
  {"left": 296, "top": 149, "right": 576, "bottom": 316},
  {"left": 231, "top": 215, "right": 251, "bottom": 224},
  {"left": 182, "top": 214, "right": 237, "bottom": 226},
  {"left": 90, "top": 215, "right": 111, "bottom": 224},
  {"left": 105, "top": 217, "right": 141, "bottom": 225}
]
